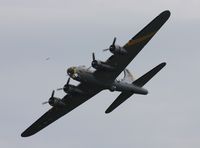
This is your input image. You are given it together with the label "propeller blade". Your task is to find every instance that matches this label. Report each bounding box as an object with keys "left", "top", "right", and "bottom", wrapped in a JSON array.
[
  {"left": 42, "top": 101, "right": 49, "bottom": 105},
  {"left": 92, "top": 52, "right": 95, "bottom": 61},
  {"left": 103, "top": 37, "right": 117, "bottom": 52},
  {"left": 112, "top": 37, "right": 116, "bottom": 46},
  {"left": 42, "top": 90, "right": 55, "bottom": 105},
  {"left": 67, "top": 78, "right": 70, "bottom": 85},
  {"left": 56, "top": 88, "right": 63, "bottom": 91},
  {"left": 51, "top": 90, "right": 55, "bottom": 98},
  {"left": 103, "top": 48, "right": 109, "bottom": 52}
]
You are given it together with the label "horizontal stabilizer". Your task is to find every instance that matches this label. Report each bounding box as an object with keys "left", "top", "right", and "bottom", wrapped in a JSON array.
[
  {"left": 105, "top": 92, "right": 133, "bottom": 113},
  {"left": 105, "top": 62, "right": 166, "bottom": 113},
  {"left": 133, "top": 62, "right": 166, "bottom": 87}
]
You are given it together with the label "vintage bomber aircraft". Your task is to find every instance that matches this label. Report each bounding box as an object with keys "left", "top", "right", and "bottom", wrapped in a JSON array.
[{"left": 21, "top": 10, "right": 170, "bottom": 137}]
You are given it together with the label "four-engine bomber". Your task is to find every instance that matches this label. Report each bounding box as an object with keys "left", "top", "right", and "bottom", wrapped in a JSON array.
[{"left": 21, "top": 10, "right": 170, "bottom": 137}]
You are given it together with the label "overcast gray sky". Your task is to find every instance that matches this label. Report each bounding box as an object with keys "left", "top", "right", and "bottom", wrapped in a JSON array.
[{"left": 1, "top": 0, "right": 200, "bottom": 148}]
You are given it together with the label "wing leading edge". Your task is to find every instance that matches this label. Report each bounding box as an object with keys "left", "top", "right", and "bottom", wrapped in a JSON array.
[
  {"left": 105, "top": 62, "right": 166, "bottom": 113},
  {"left": 21, "top": 84, "right": 101, "bottom": 137},
  {"left": 94, "top": 10, "right": 170, "bottom": 81}
]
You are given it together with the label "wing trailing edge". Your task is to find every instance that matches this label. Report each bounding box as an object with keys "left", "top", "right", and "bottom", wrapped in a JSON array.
[{"left": 105, "top": 62, "right": 166, "bottom": 113}]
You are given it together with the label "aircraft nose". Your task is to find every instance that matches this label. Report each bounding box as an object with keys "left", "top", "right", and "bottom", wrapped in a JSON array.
[{"left": 67, "top": 67, "right": 74, "bottom": 76}]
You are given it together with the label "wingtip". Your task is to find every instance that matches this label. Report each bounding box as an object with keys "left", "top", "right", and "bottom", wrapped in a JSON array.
[
  {"left": 156, "top": 62, "right": 166, "bottom": 70},
  {"left": 21, "top": 132, "right": 27, "bottom": 137},
  {"left": 105, "top": 108, "right": 112, "bottom": 114},
  {"left": 21, "top": 130, "right": 33, "bottom": 137},
  {"left": 164, "top": 10, "right": 171, "bottom": 14},
  {"left": 105, "top": 110, "right": 110, "bottom": 114},
  {"left": 162, "top": 10, "right": 171, "bottom": 16},
  {"left": 161, "top": 62, "right": 167, "bottom": 67},
  {"left": 159, "top": 10, "right": 171, "bottom": 21}
]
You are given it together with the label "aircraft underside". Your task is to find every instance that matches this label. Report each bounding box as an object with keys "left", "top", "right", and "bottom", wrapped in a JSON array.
[{"left": 21, "top": 10, "right": 170, "bottom": 137}]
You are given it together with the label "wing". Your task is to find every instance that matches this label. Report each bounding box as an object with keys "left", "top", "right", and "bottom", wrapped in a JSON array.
[
  {"left": 21, "top": 83, "right": 101, "bottom": 137},
  {"left": 94, "top": 10, "right": 170, "bottom": 81}
]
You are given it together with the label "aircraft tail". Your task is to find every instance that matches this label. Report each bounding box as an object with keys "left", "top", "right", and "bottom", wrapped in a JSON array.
[{"left": 105, "top": 62, "right": 166, "bottom": 113}]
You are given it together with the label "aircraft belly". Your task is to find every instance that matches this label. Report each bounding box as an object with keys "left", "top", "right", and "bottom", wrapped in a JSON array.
[{"left": 78, "top": 72, "right": 113, "bottom": 88}]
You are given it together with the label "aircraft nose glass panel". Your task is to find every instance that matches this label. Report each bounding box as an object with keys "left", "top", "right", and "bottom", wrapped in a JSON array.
[
  {"left": 67, "top": 68, "right": 74, "bottom": 76},
  {"left": 67, "top": 67, "right": 78, "bottom": 78}
]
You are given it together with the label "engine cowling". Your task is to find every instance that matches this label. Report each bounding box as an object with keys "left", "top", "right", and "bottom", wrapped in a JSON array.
[
  {"left": 110, "top": 45, "right": 127, "bottom": 55},
  {"left": 103, "top": 37, "right": 127, "bottom": 55},
  {"left": 91, "top": 52, "right": 115, "bottom": 71},
  {"left": 42, "top": 90, "right": 66, "bottom": 107},
  {"left": 49, "top": 97, "right": 66, "bottom": 107},
  {"left": 63, "top": 84, "right": 84, "bottom": 94},
  {"left": 92, "top": 60, "right": 115, "bottom": 71}
]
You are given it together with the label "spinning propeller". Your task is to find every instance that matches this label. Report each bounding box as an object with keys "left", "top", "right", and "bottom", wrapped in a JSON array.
[
  {"left": 87, "top": 52, "right": 99, "bottom": 70},
  {"left": 91, "top": 52, "right": 99, "bottom": 68},
  {"left": 56, "top": 78, "right": 71, "bottom": 91},
  {"left": 57, "top": 78, "right": 70, "bottom": 93},
  {"left": 42, "top": 90, "right": 55, "bottom": 105},
  {"left": 92, "top": 52, "right": 95, "bottom": 61},
  {"left": 103, "top": 37, "right": 116, "bottom": 52}
]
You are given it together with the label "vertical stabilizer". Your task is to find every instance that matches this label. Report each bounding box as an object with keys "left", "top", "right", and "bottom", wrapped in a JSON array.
[{"left": 121, "top": 69, "right": 135, "bottom": 83}]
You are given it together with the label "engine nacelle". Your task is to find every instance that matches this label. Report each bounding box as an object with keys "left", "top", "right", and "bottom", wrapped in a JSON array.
[
  {"left": 49, "top": 97, "right": 66, "bottom": 107},
  {"left": 109, "top": 85, "right": 117, "bottom": 92},
  {"left": 110, "top": 45, "right": 127, "bottom": 55},
  {"left": 63, "top": 84, "right": 84, "bottom": 94},
  {"left": 92, "top": 60, "right": 115, "bottom": 71}
]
